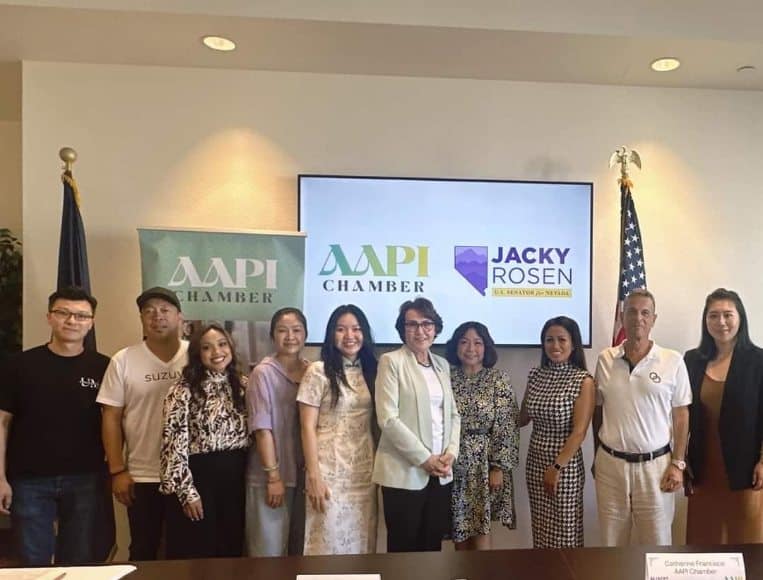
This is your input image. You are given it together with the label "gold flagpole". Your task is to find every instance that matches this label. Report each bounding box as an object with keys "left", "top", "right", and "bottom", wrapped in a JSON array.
[
  {"left": 59, "top": 147, "right": 82, "bottom": 207},
  {"left": 59, "top": 146, "right": 77, "bottom": 172},
  {"left": 608, "top": 145, "right": 641, "bottom": 189}
]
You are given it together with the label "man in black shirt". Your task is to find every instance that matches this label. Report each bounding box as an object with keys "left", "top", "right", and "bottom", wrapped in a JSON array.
[{"left": 0, "top": 286, "right": 110, "bottom": 565}]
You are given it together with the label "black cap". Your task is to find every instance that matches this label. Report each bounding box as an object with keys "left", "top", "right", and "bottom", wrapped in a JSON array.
[{"left": 136, "top": 287, "right": 181, "bottom": 312}]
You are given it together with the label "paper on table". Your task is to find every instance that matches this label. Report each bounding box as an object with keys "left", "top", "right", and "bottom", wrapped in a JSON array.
[
  {"left": 644, "top": 552, "right": 745, "bottom": 579},
  {"left": 0, "top": 570, "right": 65, "bottom": 580},
  {"left": 0, "top": 565, "right": 136, "bottom": 580}
]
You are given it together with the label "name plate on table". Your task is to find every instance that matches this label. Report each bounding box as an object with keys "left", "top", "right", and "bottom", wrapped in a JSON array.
[
  {"left": 297, "top": 575, "right": 381, "bottom": 580},
  {"left": 645, "top": 553, "right": 745, "bottom": 580}
]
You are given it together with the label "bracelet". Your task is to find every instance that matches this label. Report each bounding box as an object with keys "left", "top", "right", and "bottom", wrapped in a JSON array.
[
  {"left": 267, "top": 477, "right": 282, "bottom": 484},
  {"left": 110, "top": 467, "right": 127, "bottom": 477},
  {"left": 263, "top": 462, "right": 280, "bottom": 473},
  {"left": 552, "top": 462, "right": 564, "bottom": 471}
]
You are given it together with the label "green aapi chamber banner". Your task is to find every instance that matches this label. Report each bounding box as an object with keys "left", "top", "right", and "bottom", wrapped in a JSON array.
[{"left": 138, "top": 227, "right": 305, "bottom": 369}]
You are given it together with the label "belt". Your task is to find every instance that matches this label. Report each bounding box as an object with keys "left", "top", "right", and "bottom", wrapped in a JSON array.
[{"left": 600, "top": 442, "right": 670, "bottom": 463}]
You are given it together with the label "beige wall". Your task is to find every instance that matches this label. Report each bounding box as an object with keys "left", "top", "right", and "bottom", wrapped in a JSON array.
[
  {"left": 0, "top": 62, "right": 22, "bottom": 237},
  {"left": 0, "top": 121, "right": 21, "bottom": 235},
  {"left": 20, "top": 60, "right": 763, "bottom": 553}
]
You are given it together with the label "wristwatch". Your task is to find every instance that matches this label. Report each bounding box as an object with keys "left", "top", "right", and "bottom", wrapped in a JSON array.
[
  {"left": 552, "top": 462, "right": 563, "bottom": 471},
  {"left": 671, "top": 459, "right": 687, "bottom": 471}
]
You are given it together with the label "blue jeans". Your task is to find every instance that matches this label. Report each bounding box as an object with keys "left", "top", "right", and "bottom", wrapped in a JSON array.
[{"left": 11, "top": 472, "right": 102, "bottom": 565}]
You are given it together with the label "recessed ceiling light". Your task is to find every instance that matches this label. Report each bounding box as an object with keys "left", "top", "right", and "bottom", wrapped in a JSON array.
[
  {"left": 202, "top": 35, "right": 236, "bottom": 52},
  {"left": 650, "top": 57, "right": 681, "bottom": 72}
]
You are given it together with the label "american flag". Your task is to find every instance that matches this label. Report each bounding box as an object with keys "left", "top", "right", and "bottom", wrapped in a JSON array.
[
  {"left": 612, "top": 182, "right": 647, "bottom": 345},
  {"left": 57, "top": 170, "right": 96, "bottom": 350},
  {"left": 57, "top": 169, "right": 114, "bottom": 560}
]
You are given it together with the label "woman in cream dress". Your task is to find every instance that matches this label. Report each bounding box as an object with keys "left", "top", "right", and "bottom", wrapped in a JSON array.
[{"left": 297, "top": 305, "right": 378, "bottom": 555}]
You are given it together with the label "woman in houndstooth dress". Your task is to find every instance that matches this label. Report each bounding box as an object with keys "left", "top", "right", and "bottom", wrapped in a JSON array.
[{"left": 520, "top": 316, "right": 594, "bottom": 548}]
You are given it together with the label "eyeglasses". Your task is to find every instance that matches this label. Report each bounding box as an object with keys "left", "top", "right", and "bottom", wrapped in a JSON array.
[
  {"left": 404, "top": 320, "right": 435, "bottom": 331},
  {"left": 49, "top": 309, "right": 94, "bottom": 322}
]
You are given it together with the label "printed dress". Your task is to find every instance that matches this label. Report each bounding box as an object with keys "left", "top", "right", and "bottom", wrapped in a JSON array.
[
  {"left": 297, "top": 361, "right": 377, "bottom": 555},
  {"left": 524, "top": 362, "right": 590, "bottom": 548},
  {"left": 450, "top": 367, "right": 519, "bottom": 543}
]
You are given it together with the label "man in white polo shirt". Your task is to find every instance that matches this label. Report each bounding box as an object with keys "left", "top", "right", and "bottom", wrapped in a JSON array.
[
  {"left": 593, "top": 288, "right": 691, "bottom": 546},
  {"left": 97, "top": 287, "right": 188, "bottom": 560}
]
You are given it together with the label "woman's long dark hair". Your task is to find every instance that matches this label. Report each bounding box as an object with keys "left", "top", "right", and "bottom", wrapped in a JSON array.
[
  {"left": 181, "top": 322, "right": 245, "bottom": 411},
  {"left": 697, "top": 288, "right": 755, "bottom": 359},
  {"left": 320, "top": 305, "right": 378, "bottom": 408},
  {"left": 539, "top": 316, "right": 587, "bottom": 370}
]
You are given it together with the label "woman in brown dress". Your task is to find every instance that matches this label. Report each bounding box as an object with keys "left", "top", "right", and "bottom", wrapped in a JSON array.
[{"left": 684, "top": 288, "right": 763, "bottom": 544}]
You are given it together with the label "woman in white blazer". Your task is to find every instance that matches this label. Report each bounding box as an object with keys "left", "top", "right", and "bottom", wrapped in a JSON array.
[{"left": 372, "top": 297, "right": 461, "bottom": 552}]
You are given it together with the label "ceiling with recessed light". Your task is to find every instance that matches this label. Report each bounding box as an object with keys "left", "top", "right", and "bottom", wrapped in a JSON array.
[{"left": 0, "top": 0, "right": 761, "bottom": 91}]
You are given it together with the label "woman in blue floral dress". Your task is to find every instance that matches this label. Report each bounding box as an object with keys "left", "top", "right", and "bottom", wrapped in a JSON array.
[{"left": 446, "top": 321, "right": 519, "bottom": 550}]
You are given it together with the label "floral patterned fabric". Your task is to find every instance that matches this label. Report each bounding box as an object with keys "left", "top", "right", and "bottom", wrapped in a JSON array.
[
  {"left": 297, "top": 361, "right": 377, "bottom": 555},
  {"left": 159, "top": 371, "right": 248, "bottom": 505},
  {"left": 450, "top": 366, "right": 519, "bottom": 542}
]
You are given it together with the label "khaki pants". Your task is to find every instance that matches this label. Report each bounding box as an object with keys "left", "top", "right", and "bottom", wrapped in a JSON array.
[{"left": 594, "top": 447, "right": 675, "bottom": 546}]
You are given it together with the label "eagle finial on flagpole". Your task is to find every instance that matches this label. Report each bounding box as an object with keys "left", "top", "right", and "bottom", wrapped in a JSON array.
[
  {"left": 59, "top": 147, "right": 78, "bottom": 173},
  {"left": 608, "top": 145, "right": 641, "bottom": 190}
]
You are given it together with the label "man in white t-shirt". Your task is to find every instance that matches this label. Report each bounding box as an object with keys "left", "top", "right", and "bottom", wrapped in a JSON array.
[
  {"left": 593, "top": 288, "right": 691, "bottom": 546},
  {"left": 97, "top": 287, "right": 188, "bottom": 560}
]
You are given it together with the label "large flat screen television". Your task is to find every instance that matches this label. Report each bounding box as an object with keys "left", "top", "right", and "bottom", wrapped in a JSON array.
[{"left": 299, "top": 175, "right": 593, "bottom": 346}]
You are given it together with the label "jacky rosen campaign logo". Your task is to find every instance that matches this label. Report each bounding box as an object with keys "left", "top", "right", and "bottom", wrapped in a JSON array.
[
  {"left": 454, "top": 245, "right": 574, "bottom": 298},
  {"left": 454, "top": 246, "right": 489, "bottom": 296}
]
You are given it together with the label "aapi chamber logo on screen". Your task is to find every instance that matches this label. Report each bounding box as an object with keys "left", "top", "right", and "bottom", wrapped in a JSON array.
[
  {"left": 317, "top": 244, "right": 429, "bottom": 294},
  {"left": 454, "top": 245, "right": 573, "bottom": 298}
]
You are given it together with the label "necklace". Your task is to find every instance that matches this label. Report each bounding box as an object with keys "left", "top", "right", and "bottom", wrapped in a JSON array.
[{"left": 417, "top": 359, "right": 432, "bottom": 368}]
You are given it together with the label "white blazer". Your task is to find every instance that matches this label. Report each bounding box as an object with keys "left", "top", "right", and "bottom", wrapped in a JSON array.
[{"left": 371, "top": 345, "right": 461, "bottom": 490}]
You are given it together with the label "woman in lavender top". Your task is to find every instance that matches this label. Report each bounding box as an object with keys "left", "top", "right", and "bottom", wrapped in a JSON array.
[{"left": 245, "top": 308, "right": 310, "bottom": 557}]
